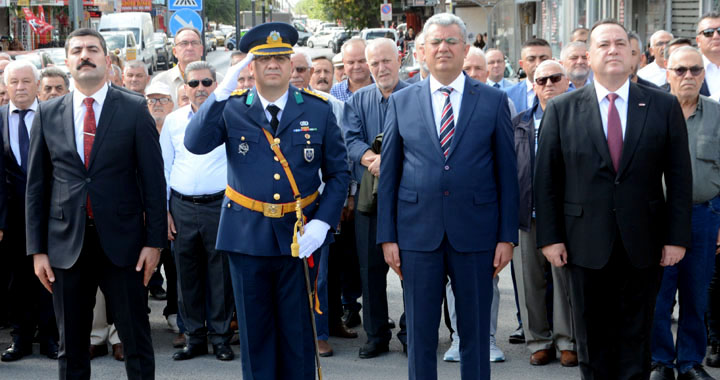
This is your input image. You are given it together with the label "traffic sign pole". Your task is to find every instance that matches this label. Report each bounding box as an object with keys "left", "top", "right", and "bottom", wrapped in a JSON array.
[{"left": 383, "top": 0, "right": 388, "bottom": 28}]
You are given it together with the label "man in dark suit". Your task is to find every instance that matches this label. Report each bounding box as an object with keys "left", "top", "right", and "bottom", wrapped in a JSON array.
[
  {"left": 25, "top": 28, "right": 166, "bottom": 380},
  {"left": 377, "top": 13, "right": 519, "bottom": 380},
  {"left": 534, "top": 20, "right": 692, "bottom": 380}
]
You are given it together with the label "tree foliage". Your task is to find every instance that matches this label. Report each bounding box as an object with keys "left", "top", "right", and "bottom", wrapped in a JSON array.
[
  {"left": 299, "top": 0, "right": 383, "bottom": 30},
  {"left": 294, "top": 0, "right": 331, "bottom": 21},
  {"left": 206, "top": 0, "right": 250, "bottom": 26}
]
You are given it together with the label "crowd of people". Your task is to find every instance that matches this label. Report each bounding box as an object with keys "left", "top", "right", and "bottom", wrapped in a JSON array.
[{"left": 0, "top": 8, "right": 718, "bottom": 380}]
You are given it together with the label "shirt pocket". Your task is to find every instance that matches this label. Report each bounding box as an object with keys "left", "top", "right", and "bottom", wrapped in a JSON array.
[
  {"left": 292, "top": 130, "right": 323, "bottom": 165},
  {"left": 227, "top": 128, "right": 261, "bottom": 164},
  {"left": 696, "top": 136, "right": 720, "bottom": 164}
]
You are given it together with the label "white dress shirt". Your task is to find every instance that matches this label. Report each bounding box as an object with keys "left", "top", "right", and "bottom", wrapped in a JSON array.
[
  {"left": 637, "top": 61, "right": 667, "bottom": 87},
  {"left": 594, "top": 78, "right": 630, "bottom": 139},
  {"left": 257, "top": 90, "right": 289, "bottom": 124},
  {"left": 159, "top": 104, "right": 227, "bottom": 202},
  {"left": 429, "top": 73, "right": 465, "bottom": 136},
  {"left": 72, "top": 84, "right": 108, "bottom": 165},
  {"left": 525, "top": 78, "right": 535, "bottom": 109},
  {"left": 8, "top": 99, "right": 38, "bottom": 165},
  {"left": 703, "top": 55, "right": 720, "bottom": 101}
]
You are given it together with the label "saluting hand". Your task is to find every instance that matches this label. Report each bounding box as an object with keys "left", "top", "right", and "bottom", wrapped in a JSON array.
[
  {"left": 33, "top": 253, "right": 55, "bottom": 294},
  {"left": 382, "top": 242, "right": 402, "bottom": 280},
  {"left": 136, "top": 247, "right": 161, "bottom": 286},
  {"left": 542, "top": 243, "right": 568, "bottom": 267}
]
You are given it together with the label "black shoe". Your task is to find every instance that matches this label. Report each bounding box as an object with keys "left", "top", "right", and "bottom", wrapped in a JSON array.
[
  {"left": 172, "top": 343, "right": 208, "bottom": 360},
  {"left": 149, "top": 286, "right": 167, "bottom": 300},
  {"left": 358, "top": 341, "right": 389, "bottom": 359},
  {"left": 342, "top": 309, "right": 361, "bottom": 328},
  {"left": 678, "top": 364, "right": 714, "bottom": 380},
  {"left": 212, "top": 343, "right": 234, "bottom": 361},
  {"left": 707, "top": 342, "right": 720, "bottom": 368},
  {"left": 40, "top": 340, "right": 59, "bottom": 360},
  {"left": 1, "top": 343, "right": 32, "bottom": 362},
  {"left": 508, "top": 327, "right": 525, "bottom": 344},
  {"left": 650, "top": 363, "right": 676, "bottom": 380},
  {"left": 388, "top": 318, "right": 396, "bottom": 329}
]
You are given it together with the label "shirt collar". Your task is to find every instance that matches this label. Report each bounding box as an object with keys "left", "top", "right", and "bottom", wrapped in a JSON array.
[
  {"left": 257, "top": 89, "right": 289, "bottom": 112},
  {"left": 594, "top": 78, "right": 630, "bottom": 105},
  {"left": 9, "top": 98, "right": 39, "bottom": 114},
  {"left": 525, "top": 78, "right": 534, "bottom": 94},
  {"left": 181, "top": 104, "right": 195, "bottom": 120},
  {"left": 73, "top": 83, "right": 109, "bottom": 112},
  {"left": 429, "top": 72, "right": 466, "bottom": 95},
  {"left": 703, "top": 54, "right": 720, "bottom": 71}
]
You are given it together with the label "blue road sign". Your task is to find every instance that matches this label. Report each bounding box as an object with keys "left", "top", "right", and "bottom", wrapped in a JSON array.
[
  {"left": 170, "top": 9, "right": 203, "bottom": 36},
  {"left": 169, "top": 0, "right": 202, "bottom": 11}
]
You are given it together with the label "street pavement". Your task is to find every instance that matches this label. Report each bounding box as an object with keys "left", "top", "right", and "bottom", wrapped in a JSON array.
[{"left": 2, "top": 49, "right": 720, "bottom": 379}]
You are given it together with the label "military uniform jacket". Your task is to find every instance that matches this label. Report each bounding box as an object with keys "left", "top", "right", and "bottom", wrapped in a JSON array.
[{"left": 184, "top": 86, "right": 350, "bottom": 256}]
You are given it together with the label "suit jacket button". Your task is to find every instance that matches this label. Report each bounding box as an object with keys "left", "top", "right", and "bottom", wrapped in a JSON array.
[
  {"left": 444, "top": 165, "right": 450, "bottom": 171},
  {"left": 273, "top": 193, "right": 281, "bottom": 200}
]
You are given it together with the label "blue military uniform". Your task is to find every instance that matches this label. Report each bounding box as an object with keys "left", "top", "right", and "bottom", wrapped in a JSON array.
[{"left": 184, "top": 23, "right": 350, "bottom": 379}]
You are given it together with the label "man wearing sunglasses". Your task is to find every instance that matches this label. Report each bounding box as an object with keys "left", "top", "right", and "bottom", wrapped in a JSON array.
[
  {"left": 184, "top": 22, "right": 350, "bottom": 379},
  {"left": 505, "top": 38, "right": 552, "bottom": 112},
  {"left": 638, "top": 30, "right": 674, "bottom": 87},
  {"left": 160, "top": 61, "right": 235, "bottom": 362},
  {"left": 696, "top": 11, "right": 720, "bottom": 102},
  {"left": 535, "top": 20, "right": 692, "bottom": 380},
  {"left": 649, "top": 46, "right": 720, "bottom": 380}
]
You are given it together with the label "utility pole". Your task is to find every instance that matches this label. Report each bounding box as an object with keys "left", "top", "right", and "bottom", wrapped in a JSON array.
[
  {"left": 235, "top": 0, "right": 240, "bottom": 49},
  {"left": 261, "top": 0, "right": 266, "bottom": 23},
  {"left": 252, "top": 0, "right": 256, "bottom": 26}
]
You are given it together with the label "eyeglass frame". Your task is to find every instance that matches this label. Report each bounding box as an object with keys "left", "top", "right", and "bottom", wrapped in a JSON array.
[{"left": 186, "top": 78, "right": 215, "bottom": 88}]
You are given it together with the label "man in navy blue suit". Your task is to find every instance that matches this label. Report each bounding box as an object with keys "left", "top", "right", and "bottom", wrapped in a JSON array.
[{"left": 377, "top": 13, "right": 519, "bottom": 380}]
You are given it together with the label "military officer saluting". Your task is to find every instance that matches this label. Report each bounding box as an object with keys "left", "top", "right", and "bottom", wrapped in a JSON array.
[{"left": 184, "top": 23, "right": 350, "bottom": 379}]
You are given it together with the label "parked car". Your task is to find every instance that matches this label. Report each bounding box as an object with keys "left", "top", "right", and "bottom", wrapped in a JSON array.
[
  {"left": 152, "top": 32, "right": 172, "bottom": 70},
  {"left": 38, "top": 47, "right": 71, "bottom": 77},
  {"left": 293, "top": 21, "right": 312, "bottom": 46},
  {"left": 224, "top": 29, "right": 248, "bottom": 51},
  {"left": 329, "top": 30, "right": 358, "bottom": 54},
  {"left": 9, "top": 51, "right": 53, "bottom": 70},
  {"left": 101, "top": 31, "right": 139, "bottom": 63},
  {"left": 205, "top": 34, "right": 217, "bottom": 52},
  {"left": 360, "top": 28, "right": 398, "bottom": 42},
  {"left": 212, "top": 30, "right": 225, "bottom": 46},
  {"left": 399, "top": 41, "right": 420, "bottom": 81},
  {"left": 307, "top": 28, "right": 340, "bottom": 48}
]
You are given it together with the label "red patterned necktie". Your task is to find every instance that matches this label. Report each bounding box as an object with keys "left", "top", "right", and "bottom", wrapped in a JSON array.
[
  {"left": 606, "top": 93, "right": 623, "bottom": 172},
  {"left": 83, "top": 97, "right": 96, "bottom": 218},
  {"left": 438, "top": 87, "right": 455, "bottom": 158}
]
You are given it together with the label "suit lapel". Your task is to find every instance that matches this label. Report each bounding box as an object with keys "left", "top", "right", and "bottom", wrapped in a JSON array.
[
  {"left": 1, "top": 105, "right": 11, "bottom": 161},
  {"left": 276, "top": 88, "right": 302, "bottom": 136},
  {"left": 87, "top": 86, "right": 118, "bottom": 169},
  {"left": 616, "top": 83, "right": 649, "bottom": 178},
  {"left": 417, "top": 79, "right": 445, "bottom": 158},
  {"left": 243, "top": 89, "right": 272, "bottom": 133},
  {"left": 60, "top": 94, "right": 84, "bottom": 167},
  {"left": 581, "top": 84, "right": 615, "bottom": 173},
  {"left": 446, "top": 78, "right": 479, "bottom": 160}
]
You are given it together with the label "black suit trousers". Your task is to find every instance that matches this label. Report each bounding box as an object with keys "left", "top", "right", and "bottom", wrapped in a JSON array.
[
  {"left": 52, "top": 223, "right": 154, "bottom": 380},
  {"left": 567, "top": 236, "right": 663, "bottom": 380}
]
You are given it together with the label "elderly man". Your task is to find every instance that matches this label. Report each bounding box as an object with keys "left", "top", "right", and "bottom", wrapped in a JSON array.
[
  {"left": 561, "top": 42, "right": 591, "bottom": 90},
  {"left": 570, "top": 27, "right": 589, "bottom": 43},
  {"left": 462, "top": 46, "right": 488, "bottom": 81},
  {"left": 38, "top": 67, "right": 69, "bottom": 101},
  {"left": 638, "top": 30, "right": 673, "bottom": 86},
  {"left": 486, "top": 49, "right": 512, "bottom": 88},
  {"left": 506, "top": 38, "right": 552, "bottom": 112},
  {"left": 146, "top": 82, "right": 174, "bottom": 132},
  {"left": 342, "top": 37, "right": 408, "bottom": 359},
  {"left": 331, "top": 38, "right": 373, "bottom": 101},
  {"left": 161, "top": 61, "right": 234, "bottom": 362},
  {"left": 649, "top": 46, "right": 720, "bottom": 380},
  {"left": 311, "top": 56, "right": 334, "bottom": 93},
  {"left": 176, "top": 86, "right": 190, "bottom": 108},
  {"left": 123, "top": 60, "right": 150, "bottom": 95},
  {"left": 407, "top": 32, "right": 428, "bottom": 83},
  {"left": 512, "top": 59, "right": 577, "bottom": 367},
  {"left": 695, "top": 11, "right": 720, "bottom": 100},
  {"left": 378, "top": 13, "right": 518, "bottom": 379},
  {"left": 0, "top": 60, "right": 58, "bottom": 362}
]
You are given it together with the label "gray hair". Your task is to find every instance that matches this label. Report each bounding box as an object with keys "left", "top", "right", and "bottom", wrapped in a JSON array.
[
  {"left": 341, "top": 37, "right": 366, "bottom": 55},
  {"left": 111, "top": 64, "right": 122, "bottom": 78},
  {"left": 560, "top": 41, "right": 587, "bottom": 61},
  {"left": 534, "top": 60, "right": 567, "bottom": 77},
  {"left": 124, "top": 60, "right": 148, "bottom": 75},
  {"left": 650, "top": 30, "right": 673, "bottom": 47},
  {"left": 291, "top": 51, "right": 313, "bottom": 67},
  {"left": 365, "top": 38, "right": 398, "bottom": 61},
  {"left": 4, "top": 60, "right": 40, "bottom": 85},
  {"left": 627, "top": 31, "right": 643, "bottom": 51},
  {"left": 667, "top": 45, "right": 703, "bottom": 67},
  {"left": 466, "top": 46, "right": 486, "bottom": 61},
  {"left": 185, "top": 60, "right": 216, "bottom": 82},
  {"left": 40, "top": 66, "right": 70, "bottom": 88},
  {"left": 422, "top": 13, "right": 467, "bottom": 44}
]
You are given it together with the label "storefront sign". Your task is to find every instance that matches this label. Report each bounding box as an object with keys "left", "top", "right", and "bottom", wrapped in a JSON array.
[{"left": 121, "top": 0, "right": 151, "bottom": 12}]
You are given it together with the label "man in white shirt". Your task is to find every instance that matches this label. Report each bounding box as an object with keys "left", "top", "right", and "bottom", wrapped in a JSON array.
[
  {"left": 637, "top": 30, "right": 673, "bottom": 86},
  {"left": 696, "top": 11, "right": 720, "bottom": 100},
  {"left": 160, "top": 61, "right": 234, "bottom": 362}
]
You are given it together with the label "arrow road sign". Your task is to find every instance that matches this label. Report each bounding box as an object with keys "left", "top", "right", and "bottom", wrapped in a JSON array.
[
  {"left": 170, "top": 9, "right": 203, "bottom": 36},
  {"left": 169, "top": 0, "right": 202, "bottom": 11}
]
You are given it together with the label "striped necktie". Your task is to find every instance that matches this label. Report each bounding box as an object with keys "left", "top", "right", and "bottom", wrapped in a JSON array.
[{"left": 438, "top": 87, "right": 455, "bottom": 158}]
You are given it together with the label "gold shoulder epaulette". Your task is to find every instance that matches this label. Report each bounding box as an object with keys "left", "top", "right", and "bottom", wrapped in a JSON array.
[
  {"left": 230, "top": 89, "right": 249, "bottom": 97},
  {"left": 302, "top": 88, "right": 328, "bottom": 102}
]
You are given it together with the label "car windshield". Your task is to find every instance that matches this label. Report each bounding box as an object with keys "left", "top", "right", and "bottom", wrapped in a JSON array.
[
  {"left": 14, "top": 54, "right": 41, "bottom": 69},
  {"left": 104, "top": 35, "right": 126, "bottom": 51},
  {"left": 366, "top": 31, "right": 393, "bottom": 40}
]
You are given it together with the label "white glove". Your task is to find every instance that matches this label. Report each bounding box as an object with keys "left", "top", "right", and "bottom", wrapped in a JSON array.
[
  {"left": 214, "top": 52, "right": 254, "bottom": 101},
  {"left": 297, "top": 219, "right": 330, "bottom": 259}
]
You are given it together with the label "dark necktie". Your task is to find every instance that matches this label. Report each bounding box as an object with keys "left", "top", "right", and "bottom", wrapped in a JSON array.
[
  {"left": 493, "top": 83, "right": 500, "bottom": 89},
  {"left": 14, "top": 109, "right": 29, "bottom": 173},
  {"left": 267, "top": 104, "right": 280, "bottom": 132},
  {"left": 606, "top": 93, "right": 623, "bottom": 171},
  {"left": 438, "top": 87, "right": 455, "bottom": 159},
  {"left": 83, "top": 98, "right": 96, "bottom": 218}
]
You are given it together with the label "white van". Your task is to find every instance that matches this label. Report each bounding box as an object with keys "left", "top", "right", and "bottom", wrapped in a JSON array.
[{"left": 98, "top": 12, "right": 157, "bottom": 74}]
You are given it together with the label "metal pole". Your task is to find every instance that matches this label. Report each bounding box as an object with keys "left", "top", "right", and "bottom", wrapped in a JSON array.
[
  {"left": 201, "top": 9, "right": 206, "bottom": 61},
  {"left": 252, "top": 0, "right": 256, "bottom": 27},
  {"left": 383, "top": 0, "right": 388, "bottom": 28},
  {"left": 71, "top": 0, "right": 80, "bottom": 30},
  {"left": 235, "top": 0, "right": 240, "bottom": 50},
  {"left": 261, "top": 0, "right": 266, "bottom": 24},
  {"left": 269, "top": 3, "right": 272, "bottom": 22}
]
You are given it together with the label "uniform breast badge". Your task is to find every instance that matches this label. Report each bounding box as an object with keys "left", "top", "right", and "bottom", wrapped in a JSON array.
[
  {"left": 304, "top": 147, "right": 314, "bottom": 162},
  {"left": 238, "top": 142, "right": 249, "bottom": 155}
]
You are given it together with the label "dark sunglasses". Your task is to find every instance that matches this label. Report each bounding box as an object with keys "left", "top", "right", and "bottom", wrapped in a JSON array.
[
  {"left": 535, "top": 73, "right": 564, "bottom": 86},
  {"left": 293, "top": 66, "right": 309, "bottom": 73},
  {"left": 669, "top": 66, "right": 704, "bottom": 77},
  {"left": 187, "top": 78, "right": 214, "bottom": 88},
  {"left": 699, "top": 28, "right": 720, "bottom": 38}
]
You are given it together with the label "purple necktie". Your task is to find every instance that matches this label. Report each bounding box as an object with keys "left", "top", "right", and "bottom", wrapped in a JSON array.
[{"left": 606, "top": 93, "right": 623, "bottom": 171}]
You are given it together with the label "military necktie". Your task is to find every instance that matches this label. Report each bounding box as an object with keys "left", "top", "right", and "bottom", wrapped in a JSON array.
[
  {"left": 267, "top": 104, "right": 281, "bottom": 133},
  {"left": 438, "top": 87, "right": 455, "bottom": 159},
  {"left": 606, "top": 93, "right": 623, "bottom": 171},
  {"left": 493, "top": 83, "right": 500, "bottom": 89},
  {"left": 13, "top": 109, "right": 29, "bottom": 173},
  {"left": 83, "top": 97, "right": 96, "bottom": 218}
]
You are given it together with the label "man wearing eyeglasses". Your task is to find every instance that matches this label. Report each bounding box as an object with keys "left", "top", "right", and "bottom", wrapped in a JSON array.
[
  {"left": 145, "top": 82, "right": 174, "bottom": 132},
  {"left": 648, "top": 46, "right": 720, "bottom": 380},
  {"left": 159, "top": 60, "right": 235, "bottom": 362},
  {"left": 378, "top": 13, "right": 518, "bottom": 380},
  {"left": 638, "top": 30, "right": 673, "bottom": 87},
  {"left": 696, "top": 11, "right": 720, "bottom": 102},
  {"left": 184, "top": 23, "right": 349, "bottom": 379},
  {"left": 535, "top": 20, "right": 692, "bottom": 380},
  {"left": 511, "top": 59, "right": 577, "bottom": 368}
]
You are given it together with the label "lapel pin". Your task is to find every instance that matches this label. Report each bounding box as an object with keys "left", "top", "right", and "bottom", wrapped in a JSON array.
[{"left": 639, "top": 103, "right": 646, "bottom": 107}]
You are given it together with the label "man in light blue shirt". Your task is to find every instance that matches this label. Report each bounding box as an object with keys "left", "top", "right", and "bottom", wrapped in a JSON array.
[{"left": 486, "top": 49, "right": 514, "bottom": 89}]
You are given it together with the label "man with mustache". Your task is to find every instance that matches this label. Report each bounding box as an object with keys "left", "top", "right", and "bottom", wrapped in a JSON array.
[
  {"left": 38, "top": 67, "right": 69, "bottom": 102},
  {"left": 26, "top": 28, "right": 166, "bottom": 380},
  {"left": 310, "top": 56, "right": 334, "bottom": 93},
  {"left": 561, "top": 42, "right": 591, "bottom": 90},
  {"left": 160, "top": 61, "right": 235, "bottom": 362}
]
